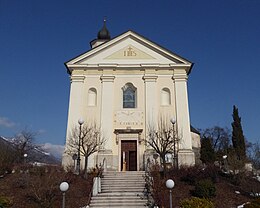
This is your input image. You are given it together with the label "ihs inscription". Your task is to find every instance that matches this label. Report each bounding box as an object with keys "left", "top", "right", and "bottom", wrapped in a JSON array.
[{"left": 123, "top": 47, "right": 137, "bottom": 57}]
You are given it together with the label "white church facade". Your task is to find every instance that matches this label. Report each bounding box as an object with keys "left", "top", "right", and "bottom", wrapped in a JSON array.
[{"left": 62, "top": 22, "right": 200, "bottom": 171}]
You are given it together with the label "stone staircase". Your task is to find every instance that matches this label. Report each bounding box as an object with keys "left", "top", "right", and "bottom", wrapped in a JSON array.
[{"left": 88, "top": 171, "right": 148, "bottom": 208}]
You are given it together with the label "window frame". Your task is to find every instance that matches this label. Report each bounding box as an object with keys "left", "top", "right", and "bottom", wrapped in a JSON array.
[{"left": 122, "top": 83, "right": 137, "bottom": 109}]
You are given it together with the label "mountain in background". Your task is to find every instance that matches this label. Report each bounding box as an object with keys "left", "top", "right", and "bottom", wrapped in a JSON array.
[
  {"left": 41, "top": 142, "right": 64, "bottom": 161},
  {"left": 0, "top": 136, "right": 63, "bottom": 165}
]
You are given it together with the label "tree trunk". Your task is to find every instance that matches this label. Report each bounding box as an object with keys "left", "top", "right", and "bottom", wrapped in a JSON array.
[
  {"left": 84, "top": 155, "right": 88, "bottom": 179},
  {"left": 161, "top": 155, "right": 167, "bottom": 177}
]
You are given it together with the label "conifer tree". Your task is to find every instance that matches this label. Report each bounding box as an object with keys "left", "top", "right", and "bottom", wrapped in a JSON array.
[
  {"left": 200, "top": 136, "right": 216, "bottom": 164},
  {"left": 231, "top": 105, "right": 246, "bottom": 160}
]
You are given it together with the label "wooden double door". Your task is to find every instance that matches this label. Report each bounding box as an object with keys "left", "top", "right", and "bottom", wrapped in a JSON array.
[{"left": 121, "top": 140, "right": 137, "bottom": 171}]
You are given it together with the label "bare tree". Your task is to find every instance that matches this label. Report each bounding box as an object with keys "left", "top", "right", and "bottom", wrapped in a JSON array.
[
  {"left": 12, "top": 129, "right": 39, "bottom": 163},
  {"left": 66, "top": 122, "right": 105, "bottom": 178},
  {"left": 0, "top": 138, "right": 16, "bottom": 174},
  {"left": 146, "top": 118, "right": 179, "bottom": 173},
  {"left": 201, "top": 126, "right": 231, "bottom": 156},
  {"left": 247, "top": 141, "right": 260, "bottom": 170}
]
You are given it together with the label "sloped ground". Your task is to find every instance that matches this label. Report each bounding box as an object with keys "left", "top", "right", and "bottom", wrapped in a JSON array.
[
  {"left": 0, "top": 165, "right": 94, "bottom": 208},
  {"left": 213, "top": 181, "right": 251, "bottom": 208},
  {"left": 149, "top": 165, "right": 259, "bottom": 208},
  {"left": 0, "top": 165, "right": 259, "bottom": 208}
]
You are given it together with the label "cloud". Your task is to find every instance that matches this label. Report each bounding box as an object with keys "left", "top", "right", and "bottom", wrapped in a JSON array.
[
  {"left": 37, "top": 129, "right": 46, "bottom": 134},
  {"left": 41, "top": 143, "right": 64, "bottom": 159},
  {"left": 0, "top": 117, "right": 15, "bottom": 128}
]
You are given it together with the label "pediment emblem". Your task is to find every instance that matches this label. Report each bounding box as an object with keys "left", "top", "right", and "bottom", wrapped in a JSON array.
[{"left": 105, "top": 45, "right": 155, "bottom": 60}]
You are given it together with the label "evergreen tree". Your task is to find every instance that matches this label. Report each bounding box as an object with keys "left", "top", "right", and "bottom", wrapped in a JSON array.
[
  {"left": 231, "top": 105, "right": 246, "bottom": 160},
  {"left": 200, "top": 136, "right": 216, "bottom": 164}
]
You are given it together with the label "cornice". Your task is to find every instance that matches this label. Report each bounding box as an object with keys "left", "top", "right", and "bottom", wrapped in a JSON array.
[{"left": 67, "top": 63, "right": 191, "bottom": 69}]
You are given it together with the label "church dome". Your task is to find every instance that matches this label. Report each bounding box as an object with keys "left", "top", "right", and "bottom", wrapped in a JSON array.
[{"left": 97, "top": 19, "right": 111, "bottom": 40}]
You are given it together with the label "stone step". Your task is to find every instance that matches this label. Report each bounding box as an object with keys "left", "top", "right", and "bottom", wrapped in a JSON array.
[
  {"left": 88, "top": 171, "right": 148, "bottom": 207},
  {"left": 101, "top": 183, "right": 145, "bottom": 187},
  {"left": 101, "top": 185, "right": 144, "bottom": 188},
  {"left": 103, "top": 173, "right": 145, "bottom": 177},
  {"left": 103, "top": 178, "right": 144, "bottom": 181},
  {"left": 103, "top": 174, "right": 144, "bottom": 177},
  {"left": 89, "top": 202, "right": 146, "bottom": 206},
  {"left": 101, "top": 189, "right": 144, "bottom": 192},
  {"left": 101, "top": 188, "right": 144, "bottom": 191},
  {"left": 90, "top": 203, "right": 146, "bottom": 206},
  {"left": 102, "top": 184, "right": 144, "bottom": 186},
  {"left": 102, "top": 180, "right": 145, "bottom": 183},
  {"left": 102, "top": 186, "right": 144, "bottom": 190},
  {"left": 91, "top": 198, "right": 144, "bottom": 203},
  {"left": 91, "top": 196, "right": 142, "bottom": 200},
  {"left": 103, "top": 175, "right": 144, "bottom": 177},
  {"left": 102, "top": 182, "right": 144, "bottom": 185},
  {"left": 90, "top": 205, "right": 146, "bottom": 208},
  {"left": 103, "top": 171, "right": 145, "bottom": 174},
  {"left": 103, "top": 173, "right": 144, "bottom": 177},
  {"left": 101, "top": 187, "right": 144, "bottom": 189},
  {"left": 95, "top": 192, "right": 144, "bottom": 197},
  {"left": 90, "top": 206, "right": 146, "bottom": 208},
  {"left": 102, "top": 177, "right": 144, "bottom": 181},
  {"left": 102, "top": 179, "right": 144, "bottom": 182}
]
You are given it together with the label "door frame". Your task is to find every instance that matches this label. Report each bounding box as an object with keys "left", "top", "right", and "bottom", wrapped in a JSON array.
[
  {"left": 120, "top": 140, "right": 137, "bottom": 171},
  {"left": 115, "top": 129, "right": 142, "bottom": 171}
]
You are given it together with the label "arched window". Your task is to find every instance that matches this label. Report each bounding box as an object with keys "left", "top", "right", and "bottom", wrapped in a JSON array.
[
  {"left": 122, "top": 83, "right": 136, "bottom": 108},
  {"left": 88, "top": 88, "right": 97, "bottom": 106},
  {"left": 161, "top": 88, "right": 171, "bottom": 106}
]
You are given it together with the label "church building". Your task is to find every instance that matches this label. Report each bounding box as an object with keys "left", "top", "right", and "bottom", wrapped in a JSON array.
[{"left": 62, "top": 21, "right": 200, "bottom": 171}]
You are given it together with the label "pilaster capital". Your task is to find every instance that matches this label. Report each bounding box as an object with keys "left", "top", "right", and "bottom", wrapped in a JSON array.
[
  {"left": 172, "top": 69, "right": 188, "bottom": 82},
  {"left": 142, "top": 75, "right": 158, "bottom": 82},
  {"left": 100, "top": 75, "right": 115, "bottom": 83},
  {"left": 70, "top": 75, "right": 85, "bottom": 83}
]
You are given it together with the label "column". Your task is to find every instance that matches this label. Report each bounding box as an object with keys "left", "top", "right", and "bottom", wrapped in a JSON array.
[{"left": 173, "top": 69, "right": 195, "bottom": 166}]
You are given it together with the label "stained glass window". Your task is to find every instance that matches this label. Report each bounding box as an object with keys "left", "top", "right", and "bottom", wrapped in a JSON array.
[{"left": 123, "top": 83, "right": 136, "bottom": 108}]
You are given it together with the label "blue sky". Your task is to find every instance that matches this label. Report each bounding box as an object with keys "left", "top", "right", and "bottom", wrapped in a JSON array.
[{"left": 0, "top": 0, "right": 259, "bottom": 145}]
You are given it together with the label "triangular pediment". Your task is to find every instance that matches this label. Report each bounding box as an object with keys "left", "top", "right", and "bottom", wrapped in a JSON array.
[{"left": 66, "top": 31, "right": 192, "bottom": 73}]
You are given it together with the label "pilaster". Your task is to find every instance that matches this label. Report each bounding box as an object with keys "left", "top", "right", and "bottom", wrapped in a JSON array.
[
  {"left": 143, "top": 73, "right": 158, "bottom": 129},
  {"left": 172, "top": 69, "right": 195, "bottom": 166},
  {"left": 100, "top": 74, "right": 115, "bottom": 152},
  {"left": 62, "top": 75, "right": 85, "bottom": 167},
  {"left": 66, "top": 75, "right": 85, "bottom": 137}
]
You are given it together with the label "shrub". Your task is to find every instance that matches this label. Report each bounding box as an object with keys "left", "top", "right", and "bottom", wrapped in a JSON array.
[
  {"left": 193, "top": 179, "right": 216, "bottom": 198},
  {"left": 180, "top": 197, "right": 214, "bottom": 208},
  {"left": 180, "top": 165, "right": 219, "bottom": 185},
  {"left": 244, "top": 197, "right": 260, "bottom": 208},
  {"left": 0, "top": 196, "right": 13, "bottom": 207},
  {"left": 12, "top": 174, "right": 29, "bottom": 189},
  {"left": 26, "top": 166, "right": 65, "bottom": 208}
]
